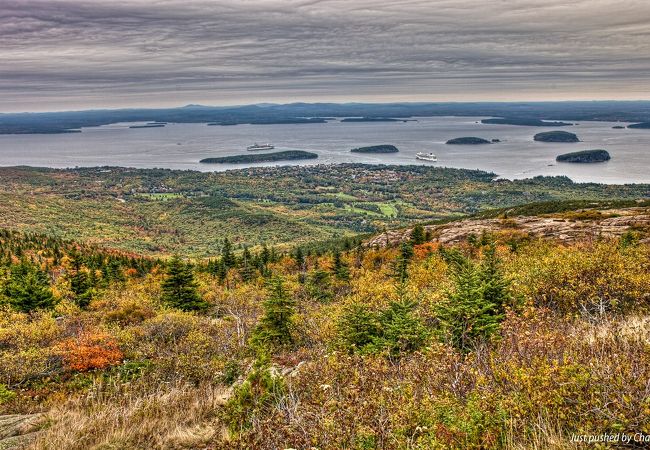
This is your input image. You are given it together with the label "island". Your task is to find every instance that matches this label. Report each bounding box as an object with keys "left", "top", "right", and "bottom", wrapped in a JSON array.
[
  {"left": 129, "top": 124, "right": 165, "bottom": 129},
  {"left": 556, "top": 149, "right": 611, "bottom": 163},
  {"left": 481, "top": 118, "right": 573, "bottom": 126},
  {"left": 533, "top": 131, "right": 580, "bottom": 143},
  {"left": 628, "top": 122, "right": 650, "bottom": 129},
  {"left": 350, "top": 144, "right": 399, "bottom": 153},
  {"left": 200, "top": 150, "right": 318, "bottom": 164},
  {"left": 446, "top": 137, "right": 492, "bottom": 145},
  {"left": 612, "top": 125, "right": 626, "bottom": 129},
  {"left": 341, "top": 117, "right": 410, "bottom": 123},
  {"left": 207, "top": 122, "right": 238, "bottom": 126}
]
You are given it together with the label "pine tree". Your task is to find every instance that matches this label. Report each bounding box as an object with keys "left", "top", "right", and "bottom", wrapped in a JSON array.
[
  {"left": 221, "top": 238, "right": 236, "bottom": 269},
  {"left": 337, "top": 303, "right": 381, "bottom": 353},
  {"left": 394, "top": 242, "right": 414, "bottom": 284},
  {"left": 239, "top": 247, "right": 256, "bottom": 282},
  {"left": 250, "top": 278, "right": 295, "bottom": 350},
  {"left": 67, "top": 250, "right": 93, "bottom": 308},
  {"left": 435, "top": 252, "right": 505, "bottom": 353},
  {"left": 410, "top": 224, "right": 426, "bottom": 246},
  {"left": 379, "top": 300, "right": 429, "bottom": 356},
  {"left": 306, "top": 269, "right": 333, "bottom": 302},
  {"left": 4, "top": 261, "right": 56, "bottom": 312},
  {"left": 332, "top": 251, "right": 350, "bottom": 281},
  {"left": 161, "top": 256, "right": 207, "bottom": 311}
]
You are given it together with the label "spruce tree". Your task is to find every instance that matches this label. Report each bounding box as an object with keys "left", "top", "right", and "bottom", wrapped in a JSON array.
[
  {"left": 68, "top": 250, "right": 93, "bottom": 308},
  {"left": 306, "top": 269, "right": 333, "bottom": 302},
  {"left": 250, "top": 277, "right": 295, "bottom": 350},
  {"left": 435, "top": 252, "right": 505, "bottom": 353},
  {"left": 5, "top": 261, "right": 56, "bottom": 312},
  {"left": 161, "top": 256, "right": 207, "bottom": 311},
  {"left": 332, "top": 251, "right": 350, "bottom": 281},
  {"left": 410, "top": 224, "right": 426, "bottom": 246},
  {"left": 394, "top": 242, "right": 414, "bottom": 284},
  {"left": 221, "top": 238, "right": 236, "bottom": 269}
]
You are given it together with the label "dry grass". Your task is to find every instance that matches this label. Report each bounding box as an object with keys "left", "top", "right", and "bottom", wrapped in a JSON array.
[{"left": 30, "top": 379, "right": 231, "bottom": 450}]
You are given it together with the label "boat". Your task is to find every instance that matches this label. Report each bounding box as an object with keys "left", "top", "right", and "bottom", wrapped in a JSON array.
[
  {"left": 416, "top": 152, "right": 437, "bottom": 162},
  {"left": 246, "top": 143, "right": 274, "bottom": 151}
]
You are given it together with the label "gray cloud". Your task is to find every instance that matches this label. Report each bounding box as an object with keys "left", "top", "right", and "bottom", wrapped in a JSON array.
[{"left": 1, "top": 0, "right": 650, "bottom": 111}]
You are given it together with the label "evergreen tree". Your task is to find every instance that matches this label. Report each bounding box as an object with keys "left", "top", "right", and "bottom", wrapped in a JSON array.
[
  {"left": 4, "top": 261, "right": 56, "bottom": 312},
  {"left": 394, "top": 242, "right": 414, "bottom": 284},
  {"left": 161, "top": 256, "right": 207, "bottom": 311},
  {"left": 435, "top": 250, "right": 506, "bottom": 353},
  {"left": 306, "top": 269, "right": 333, "bottom": 302},
  {"left": 332, "top": 251, "right": 350, "bottom": 281},
  {"left": 67, "top": 250, "right": 93, "bottom": 308},
  {"left": 221, "top": 238, "right": 236, "bottom": 269},
  {"left": 239, "top": 247, "right": 256, "bottom": 282},
  {"left": 337, "top": 303, "right": 381, "bottom": 353},
  {"left": 250, "top": 277, "right": 295, "bottom": 350},
  {"left": 410, "top": 224, "right": 426, "bottom": 246},
  {"left": 379, "top": 300, "right": 429, "bottom": 356}
]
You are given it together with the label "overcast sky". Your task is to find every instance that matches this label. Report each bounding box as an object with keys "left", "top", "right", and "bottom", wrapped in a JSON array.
[{"left": 2, "top": 0, "right": 650, "bottom": 112}]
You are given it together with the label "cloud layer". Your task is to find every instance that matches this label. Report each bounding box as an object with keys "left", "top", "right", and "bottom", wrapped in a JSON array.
[{"left": 2, "top": 0, "right": 650, "bottom": 111}]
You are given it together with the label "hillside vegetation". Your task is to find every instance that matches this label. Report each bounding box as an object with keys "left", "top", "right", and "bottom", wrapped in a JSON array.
[
  {"left": 1, "top": 165, "right": 648, "bottom": 257},
  {"left": 1, "top": 205, "right": 650, "bottom": 448}
]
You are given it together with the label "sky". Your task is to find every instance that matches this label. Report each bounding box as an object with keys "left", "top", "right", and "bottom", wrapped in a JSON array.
[{"left": 1, "top": 0, "right": 650, "bottom": 112}]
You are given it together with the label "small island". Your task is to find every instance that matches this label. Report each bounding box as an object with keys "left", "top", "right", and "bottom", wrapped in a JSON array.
[
  {"left": 628, "top": 122, "right": 650, "bottom": 129},
  {"left": 446, "top": 137, "right": 492, "bottom": 145},
  {"left": 481, "top": 118, "right": 573, "bottom": 126},
  {"left": 533, "top": 131, "right": 580, "bottom": 143},
  {"left": 350, "top": 144, "right": 399, "bottom": 153},
  {"left": 200, "top": 150, "right": 318, "bottom": 164},
  {"left": 556, "top": 149, "right": 611, "bottom": 163},
  {"left": 612, "top": 125, "right": 626, "bottom": 129}
]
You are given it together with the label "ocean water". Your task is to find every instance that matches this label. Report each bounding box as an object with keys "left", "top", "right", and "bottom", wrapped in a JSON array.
[{"left": 0, "top": 116, "right": 648, "bottom": 184}]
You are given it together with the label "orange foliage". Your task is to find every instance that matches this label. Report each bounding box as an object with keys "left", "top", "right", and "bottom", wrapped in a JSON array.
[
  {"left": 413, "top": 242, "right": 439, "bottom": 259},
  {"left": 57, "top": 331, "right": 123, "bottom": 372}
]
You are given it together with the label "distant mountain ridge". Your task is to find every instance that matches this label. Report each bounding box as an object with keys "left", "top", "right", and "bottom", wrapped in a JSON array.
[{"left": 3, "top": 101, "right": 650, "bottom": 134}]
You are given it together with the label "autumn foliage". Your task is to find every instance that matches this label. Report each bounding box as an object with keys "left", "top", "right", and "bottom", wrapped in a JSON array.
[{"left": 57, "top": 331, "right": 123, "bottom": 372}]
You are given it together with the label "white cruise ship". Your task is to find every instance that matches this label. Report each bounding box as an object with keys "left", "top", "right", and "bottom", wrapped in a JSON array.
[
  {"left": 246, "top": 143, "right": 274, "bottom": 151},
  {"left": 416, "top": 152, "right": 437, "bottom": 162}
]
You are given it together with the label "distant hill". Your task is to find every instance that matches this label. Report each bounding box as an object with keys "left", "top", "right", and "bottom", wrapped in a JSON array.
[
  {"left": 534, "top": 131, "right": 580, "bottom": 143},
  {"left": 350, "top": 145, "right": 399, "bottom": 153},
  {"left": 3, "top": 101, "right": 650, "bottom": 134},
  {"left": 556, "top": 149, "right": 611, "bottom": 163},
  {"left": 446, "top": 137, "right": 491, "bottom": 145},
  {"left": 200, "top": 150, "right": 318, "bottom": 164}
]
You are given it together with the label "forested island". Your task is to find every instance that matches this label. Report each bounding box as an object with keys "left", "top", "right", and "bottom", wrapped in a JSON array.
[
  {"left": 556, "top": 149, "right": 611, "bottom": 163},
  {"left": 534, "top": 131, "right": 580, "bottom": 142},
  {"left": 350, "top": 144, "right": 399, "bottom": 153},
  {"left": 446, "top": 137, "right": 492, "bottom": 145},
  {"left": 200, "top": 150, "right": 318, "bottom": 164},
  {"left": 628, "top": 122, "right": 650, "bottom": 129},
  {"left": 481, "top": 118, "right": 573, "bottom": 126}
]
